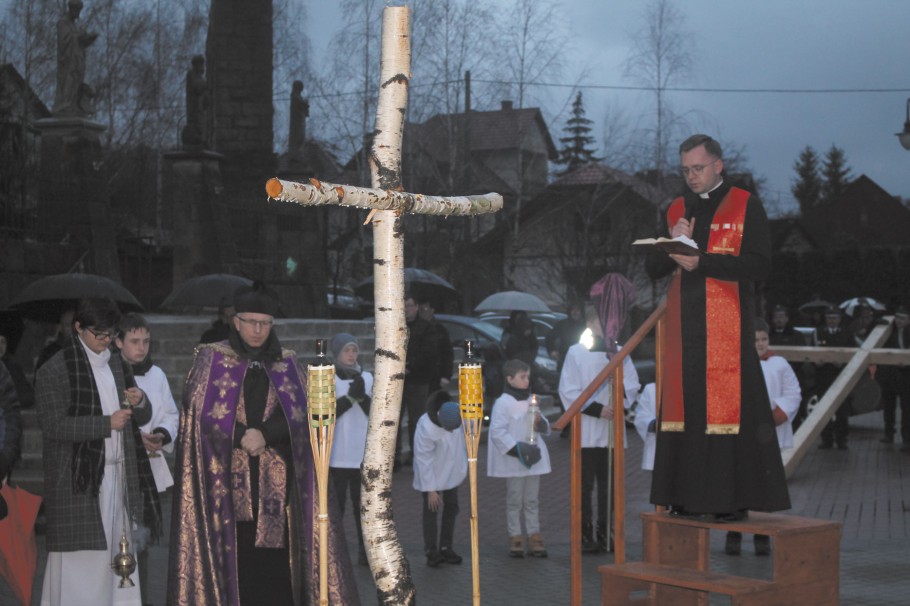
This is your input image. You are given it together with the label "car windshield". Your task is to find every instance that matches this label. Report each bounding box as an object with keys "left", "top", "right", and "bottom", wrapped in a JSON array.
[
  {"left": 467, "top": 318, "right": 503, "bottom": 340},
  {"left": 439, "top": 316, "right": 503, "bottom": 351}
]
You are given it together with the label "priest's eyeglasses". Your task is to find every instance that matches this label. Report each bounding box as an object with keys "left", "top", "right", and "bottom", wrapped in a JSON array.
[
  {"left": 235, "top": 315, "right": 274, "bottom": 329},
  {"left": 679, "top": 159, "right": 719, "bottom": 177}
]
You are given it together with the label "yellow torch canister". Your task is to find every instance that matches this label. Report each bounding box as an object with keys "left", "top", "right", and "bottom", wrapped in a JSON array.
[
  {"left": 459, "top": 341, "right": 483, "bottom": 606},
  {"left": 307, "top": 365, "right": 337, "bottom": 427},
  {"left": 458, "top": 363, "right": 484, "bottom": 420},
  {"left": 307, "top": 339, "right": 336, "bottom": 606}
]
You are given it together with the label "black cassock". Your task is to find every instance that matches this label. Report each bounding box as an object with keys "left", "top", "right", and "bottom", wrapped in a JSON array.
[{"left": 646, "top": 179, "right": 791, "bottom": 514}]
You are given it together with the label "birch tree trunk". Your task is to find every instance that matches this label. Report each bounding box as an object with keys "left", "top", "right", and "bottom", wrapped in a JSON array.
[
  {"left": 359, "top": 7, "right": 416, "bottom": 605},
  {"left": 265, "top": 177, "right": 502, "bottom": 217}
]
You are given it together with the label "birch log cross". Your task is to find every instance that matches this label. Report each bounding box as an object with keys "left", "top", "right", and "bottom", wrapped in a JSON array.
[{"left": 265, "top": 7, "right": 502, "bottom": 605}]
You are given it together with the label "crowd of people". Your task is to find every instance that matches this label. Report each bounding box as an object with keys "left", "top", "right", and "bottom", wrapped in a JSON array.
[{"left": 0, "top": 132, "right": 907, "bottom": 605}]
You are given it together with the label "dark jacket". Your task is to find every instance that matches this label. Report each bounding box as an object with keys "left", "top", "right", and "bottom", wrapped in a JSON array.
[
  {"left": 878, "top": 325, "right": 910, "bottom": 392},
  {"left": 406, "top": 317, "right": 440, "bottom": 384},
  {"left": 0, "top": 361, "right": 22, "bottom": 481}
]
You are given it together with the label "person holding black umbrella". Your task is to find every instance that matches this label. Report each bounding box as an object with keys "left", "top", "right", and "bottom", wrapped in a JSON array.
[
  {"left": 199, "top": 296, "right": 236, "bottom": 344},
  {"left": 34, "top": 309, "right": 75, "bottom": 373}
]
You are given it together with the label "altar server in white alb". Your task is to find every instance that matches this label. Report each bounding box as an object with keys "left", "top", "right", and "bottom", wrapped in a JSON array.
[
  {"left": 633, "top": 383, "right": 658, "bottom": 471},
  {"left": 412, "top": 391, "right": 467, "bottom": 568},
  {"left": 328, "top": 332, "right": 372, "bottom": 565},
  {"left": 726, "top": 317, "right": 801, "bottom": 556},
  {"left": 115, "top": 313, "right": 180, "bottom": 605},
  {"left": 115, "top": 314, "right": 180, "bottom": 492},
  {"left": 559, "top": 304, "right": 640, "bottom": 554},
  {"left": 487, "top": 358, "right": 551, "bottom": 558}
]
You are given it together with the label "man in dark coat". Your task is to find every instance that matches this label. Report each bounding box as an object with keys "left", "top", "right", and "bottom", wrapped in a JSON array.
[
  {"left": 646, "top": 134, "right": 790, "bottom": 520},
  {"left": 396, "top": 295, "right": 439, "bottom": 468},
  {"left": 877, "top": 306, "right": 909, "bottom": 449},
  {"left": 417, "top": 297, "right": 454, "bottom": 391},
  {"left": 813, "top": 306, "right": 855, "bottom": 450},
  {"left": 0, "top": 360, "right": 23, "bottom": 520}
]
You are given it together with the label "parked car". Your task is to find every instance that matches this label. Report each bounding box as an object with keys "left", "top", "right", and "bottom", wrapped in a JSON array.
[
  {"left": 435, "top": 314, "right": 560, "bottom": 412},
  {"left": 326, "top": 284, "right": 368, "bottom": 318}
]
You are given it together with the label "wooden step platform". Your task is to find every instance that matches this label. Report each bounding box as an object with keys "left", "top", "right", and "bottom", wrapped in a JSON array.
[{"left": 600, "top": 511, "right": 840, "bottom": 606}]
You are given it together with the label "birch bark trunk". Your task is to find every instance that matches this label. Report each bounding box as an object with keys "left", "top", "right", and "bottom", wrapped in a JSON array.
[
  {"left": 265, "top": 177, "right": 502, "bottom": 217},
  {"left": 359, "top": 7, "right": 417, "bottom": 605}
]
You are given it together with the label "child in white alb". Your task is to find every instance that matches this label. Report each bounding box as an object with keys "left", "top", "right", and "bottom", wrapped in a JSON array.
[
  {"left": 559, "top": 305, "right": 640, "bottom": 553},
  {"left": 412, "top": 391, "right": 467, "bottom": 567},
  {"left": 328, "top": 333, "right": 373, "bottom": 565},
  {"left": 487, "top": 359, "right": 551, "bottom": 558},
  {"left": 633, "top": 383, "right": 657, "bottom": 471},
  {"left": 726, "top": 319, "right": 801, "bottom": 556}
]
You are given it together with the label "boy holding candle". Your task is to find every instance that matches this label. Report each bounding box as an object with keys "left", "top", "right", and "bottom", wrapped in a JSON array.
[{"left": 487, "top": 359, "right": 551, "bottom": 558}]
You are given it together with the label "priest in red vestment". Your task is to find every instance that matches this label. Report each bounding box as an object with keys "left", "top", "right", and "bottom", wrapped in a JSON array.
[{"left": 646, "top": 134, "right": 790, "bottom": 520}]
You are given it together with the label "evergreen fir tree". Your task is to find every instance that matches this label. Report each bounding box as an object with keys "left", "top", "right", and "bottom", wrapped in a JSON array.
[
  {"left": 821, "top": 145, "right": 852, "bottom": 203},
  {"left": 555, "top": 92, "right": 600, "bottom": 175},
  {"left": 791, "top": 146, "right": 822, "bottom": 216}
]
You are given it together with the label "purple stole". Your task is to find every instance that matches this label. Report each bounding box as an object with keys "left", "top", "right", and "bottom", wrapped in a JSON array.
[{"left": 198, "top": 348, "right": 312, "bottom": 605}]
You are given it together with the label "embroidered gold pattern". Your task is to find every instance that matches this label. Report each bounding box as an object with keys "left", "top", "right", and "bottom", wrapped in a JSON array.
[
  {"left": 278, "top": 375, "right": 299, "bottom": 402},
  {"left": 212, "top": 372, "right": 239, "bottom": 398},
  {"left": 209, "top": 457, "right": 224, "bottom": 475},
  {"left": 292, "top": 406, "right": 306, "bottom": 423},
  {"left": 208, "top": 401, "right": 230, "bottom": 420}
]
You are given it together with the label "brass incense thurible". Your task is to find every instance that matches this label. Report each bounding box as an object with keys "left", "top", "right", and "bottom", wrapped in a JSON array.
[{"left": 111, "top": 532, "right": 137, "bottom": 588}]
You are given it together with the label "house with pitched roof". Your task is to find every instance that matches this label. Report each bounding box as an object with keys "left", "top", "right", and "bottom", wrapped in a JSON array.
[
  {"left": 328, "top": 101, "right": 558, "bottom": 302},
  {"left": 475, "top": 162, "right": 671, "bottom": 312},
  {"left": 801, "top": 174, "right": 910, "bottom": 250}
]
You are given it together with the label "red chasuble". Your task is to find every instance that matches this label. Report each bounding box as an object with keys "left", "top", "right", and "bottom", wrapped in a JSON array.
[{"left": 661, "top": 187, "right": 750, "bottom": 435}]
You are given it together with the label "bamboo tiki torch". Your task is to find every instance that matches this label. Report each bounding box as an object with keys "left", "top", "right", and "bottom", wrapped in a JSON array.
[
  {"left": 458, "top": 340, "right": 484, "bottom": 606},
  {"left": 307, "top": 339, "right": 337, "bottom": 606}
]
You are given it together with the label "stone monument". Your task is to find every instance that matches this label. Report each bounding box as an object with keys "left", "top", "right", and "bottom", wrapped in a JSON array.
[
  {"left": 181, "top": 55, "right": 210, "bottom": 149},
  {"left": 288, "top": 79, "right": 309, "bottom": 159},
  {"left": 53, "top": 0, "right": 98, "bottom": 118},
  {"left": 164, "top": 52, "right": 235, "bottom": 286},
  {"left": 34, "top": 0, "right": 119, "bottom": 279}
]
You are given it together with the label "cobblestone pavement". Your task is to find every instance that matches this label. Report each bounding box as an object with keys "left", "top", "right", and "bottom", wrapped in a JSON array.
[{"left": 8, "top": 412, "right": 909, "bottom": 605}]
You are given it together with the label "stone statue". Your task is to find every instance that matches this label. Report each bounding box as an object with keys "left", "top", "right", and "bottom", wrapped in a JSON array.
[
  {"left": 181, "top": 55, "right": 210, "bottom": 149},
  {"left": 288, "top": 80, "right": 309, "bottom": 155},
  {"left": 53, "top": 0, "right": 98, "bottom": 117}
]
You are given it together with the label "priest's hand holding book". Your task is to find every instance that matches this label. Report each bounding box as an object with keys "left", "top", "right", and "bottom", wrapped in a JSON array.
[{"left": 632, "top": 216, "right": 700, "bottom": 270}]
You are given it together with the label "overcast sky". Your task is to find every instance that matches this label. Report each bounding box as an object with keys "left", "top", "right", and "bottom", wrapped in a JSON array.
[{"left": 310, "top": 0, "right": 910, "bottom": 214}]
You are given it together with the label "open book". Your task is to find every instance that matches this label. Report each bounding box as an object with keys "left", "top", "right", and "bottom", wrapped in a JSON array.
[{"left": 632, "top": 235, "right": 699, "bottom": 256}]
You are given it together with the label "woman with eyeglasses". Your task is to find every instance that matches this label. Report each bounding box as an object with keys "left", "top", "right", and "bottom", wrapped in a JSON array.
[{"left": 35, "top": 297, "right": 161, "bottom": 606}]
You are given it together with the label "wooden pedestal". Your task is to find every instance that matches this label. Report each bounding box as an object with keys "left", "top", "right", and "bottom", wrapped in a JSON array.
[{"left": 600, "top": 511, "right": 840, "bottom": 606}]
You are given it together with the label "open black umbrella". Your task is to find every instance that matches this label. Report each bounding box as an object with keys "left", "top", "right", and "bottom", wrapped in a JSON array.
[
  {"left": 354, "top": 268, "right": 458, "bottom": 304},
  {"left": 8, "top": 273, "right": 143, "bottom": 322},
  {"left": 160, "top": 274, "right": 253, "bottom": 311}
]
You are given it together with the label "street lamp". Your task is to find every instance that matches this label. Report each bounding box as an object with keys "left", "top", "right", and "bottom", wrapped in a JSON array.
[{"left": 897, "top": 97, "right": 910, "bottom": 151}]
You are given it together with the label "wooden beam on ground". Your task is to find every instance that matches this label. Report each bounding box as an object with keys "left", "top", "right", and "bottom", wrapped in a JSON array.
[{"left": 782, "top": 321, "right": 893, "bottom": 477}]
